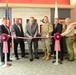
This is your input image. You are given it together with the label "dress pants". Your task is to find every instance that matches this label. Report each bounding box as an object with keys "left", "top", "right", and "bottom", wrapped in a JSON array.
[
  {"left": 52, "top": 38, "right": 64, "bottom": 61},
  {"left": 1, "top": 42, "right": 10, "bottom": 62},
  {"left": 66, "top": 37, "right": 74, "bottom": 60},
  {"left": 14, "top": 40, "right": 25, "bottom": 58},
  {"left": 28, "top": 39, "right": 38, "bottom": 59}
]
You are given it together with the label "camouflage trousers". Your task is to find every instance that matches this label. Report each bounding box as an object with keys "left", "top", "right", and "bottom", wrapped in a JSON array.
[{"left": 42, "top": 38, "right": 52, "bottom": 53}]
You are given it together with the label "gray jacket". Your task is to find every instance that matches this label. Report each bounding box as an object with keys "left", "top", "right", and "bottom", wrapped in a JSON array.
[{"left": 25, "top": 22, "right": 38, "bottom": 43}]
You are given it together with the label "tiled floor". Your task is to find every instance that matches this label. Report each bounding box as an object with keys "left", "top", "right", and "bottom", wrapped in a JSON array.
[
  {"left": 0, "top": 42, "right": 76, "bottom": 75},
  {"left": 0, "top": 55, "right": 76, "bottom": 75}
]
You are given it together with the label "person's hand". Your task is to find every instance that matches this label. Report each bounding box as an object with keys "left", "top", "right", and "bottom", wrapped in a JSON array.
[
  {"left": 29, "top": 36, "right": 33, "bottom": 39},
  {"left": 46, "top": 34, "right": 49, "bottom": 38},
  {"left": 33, "top": 35, "right": 36, "bottom": 38},
  {"left": 13, "top": 35, "right": 17, "bottom": 39},
  {"left": 8, "top": 35, "right": 10, "bottom": 38},
  {"left": 61, "top": 34, "right": 63, "bottom": 36}
]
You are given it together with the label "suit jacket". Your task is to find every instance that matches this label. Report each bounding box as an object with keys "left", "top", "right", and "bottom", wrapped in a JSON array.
[
  {"left": 0, "top": 25, "right": 2, "bottom": 43},
  {"left": 11, "top": 23, "right": 24, "bottom": 43},
  {"left": 52, "top": 23, "right": 62, "bottom": 36},
  {"left": 0, "top": 24, "right": 11, "bottom": 43},
  {"left": 25, "top": 22, "right": 38, "bottom": 43},
  {"left": 52, "top": 23, "right": 63, "bottom": 52}
]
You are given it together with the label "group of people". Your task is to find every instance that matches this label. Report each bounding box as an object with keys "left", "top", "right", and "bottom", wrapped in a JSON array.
[{"left": 0, "top": 16, "right": 75, "bottom": 65}]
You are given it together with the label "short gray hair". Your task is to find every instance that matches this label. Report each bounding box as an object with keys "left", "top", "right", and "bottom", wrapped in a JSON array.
[{"left": 65, "top": 18, "right": 71, "bottom": 22}]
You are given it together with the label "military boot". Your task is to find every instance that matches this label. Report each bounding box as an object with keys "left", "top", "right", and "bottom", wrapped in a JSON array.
[
  {"left": 42, "top": 52, "right": 47, "bottom": 60},
  {"left": 45, "top": 53, "right": 51, "bottom": 60}
]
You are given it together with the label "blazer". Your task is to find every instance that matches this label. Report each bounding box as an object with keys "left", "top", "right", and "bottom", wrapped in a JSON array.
[
  {"left": 52, "top": 23, "right": 62, "bottom": 36},
  {"left": 25, "top": 22, "right": 38, "bottom": 43},
  {"left": 0, "top": 24, "right": 11, "bottom": 43},
  {"left": 0, "top": 26, "right": 1, "bottom": 43},
  {"left": 11, "top": 23, "right": 24, "bottom": 43}
]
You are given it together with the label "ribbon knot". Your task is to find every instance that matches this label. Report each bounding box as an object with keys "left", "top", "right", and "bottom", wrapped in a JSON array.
[{"left": 54, "top": 32, "right": 62, "bottom": 51}]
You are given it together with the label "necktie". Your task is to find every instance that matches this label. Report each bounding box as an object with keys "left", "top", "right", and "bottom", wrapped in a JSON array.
[
  {"left": 5, "top": 25, "right": 10, "bottom": 34},
  {"left": 31, "top": 25, "right": 33, "bottom": 31},
  {"left": 18, "top": 25, "right": 21, "bottom": 32}
]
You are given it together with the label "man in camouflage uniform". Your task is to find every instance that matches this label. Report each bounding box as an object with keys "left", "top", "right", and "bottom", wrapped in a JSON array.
[{"left": 41, "top": 16, "right": 53, "bottom": 60}]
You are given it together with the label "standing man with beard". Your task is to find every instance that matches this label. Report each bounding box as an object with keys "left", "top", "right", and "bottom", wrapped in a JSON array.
[{"left": 11, "top": 18, "right": 25, "bottom": 60}]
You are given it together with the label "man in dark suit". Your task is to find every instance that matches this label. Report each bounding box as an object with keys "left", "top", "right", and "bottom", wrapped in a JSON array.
[
  {"left": 11, "top": 18, "right": 25, "bottom": 60},
  {"left": 0, "top": 17, "right": 12, "bottom": 64},
  {"left": 52, "top": 18, "right": 64, "bottom": 62},
  {"left": 25, "top": 17, "right": 39, "bottom": 61},
  {"left": 0, "top": 35, "right": 1, "bottom": 57}
]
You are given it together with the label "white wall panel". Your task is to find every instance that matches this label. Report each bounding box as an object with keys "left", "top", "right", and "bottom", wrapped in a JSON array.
[
  {"left": 12, "top": 8, "right": 51, "bottom": 33},
  {"left": 70, "top": 0, "right": 76, "bottom": 5}
]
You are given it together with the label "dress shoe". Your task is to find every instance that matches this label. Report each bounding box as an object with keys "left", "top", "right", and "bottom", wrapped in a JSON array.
[
  {"left": 59, "top": 61, "right": 63, "bottom": 64},
  {"left": 21, "top": 55, "right": 25, "bottom": 58},
  {"left": 52, "top": 61, "right": 62, "bottom": 64},
  {"left": 16, "top": 57, "right": 19, "bottom": 60},
  {"left": 7, "top": 59, "right": 12, "bottom": 62},
  {"left": 35, "top": 56, "right": 39, "bottom": 59},
  {"left": 65, "top": 57, "right": 69, "bottom": 59},
  {"left": 29, "top": 58, "right": 33, "bottom": 62},
  {"left": 68, "top": 59, "right": 74, "bottom": 61},
  {"left": 52, "top": 61, "right": 56, "bottom": 63},
  {"left": 60, "top": 58, "right": 63, "bottom": 61},
  {"left": 21, "top": 55, "right": 28, "bottom": 58}
]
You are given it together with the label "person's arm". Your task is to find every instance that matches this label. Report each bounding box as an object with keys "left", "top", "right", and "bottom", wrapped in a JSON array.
[
  {"left": 0, "top": 25, "right": 2, "bottom": 35},
  {"left": 48, "top": 23, "right": 53, "bottom": 35},
  {"left": 61, "top": 24, "right": 74, "bottom": 36},
  {"left": 34, "top": 24, "right": 38, "bottom": 37},
  {"left": 58, "top": 24, "right": 62, "bottom": 33},
  {"left": 46, "top": 23, "right": 53, "bottom": 38},
  {"left": 0, "top": 25, "right": 3, "bottom": 43},
  {"left": 11, "top": 25, "right": 17, "bottom": 39},
  {"left": 25, "top": 24, "right": 31, "bottom": 37}
]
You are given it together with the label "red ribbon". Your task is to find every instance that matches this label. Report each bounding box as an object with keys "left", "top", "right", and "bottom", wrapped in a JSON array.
[
  {"left": 54, "top": 32, "right": 62, "bottom": 51},
  {"left": 1, "top": 34, "right": 9, "bottom": 53},
  {"left": 54, "top": 40, "right": 60, "bottom": 51},
  {"left": 3, "top": 41, "right": 8, "bottom": 53},
  {"left": 0, "top": 32, "right": 67, "bottom": 53}
]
